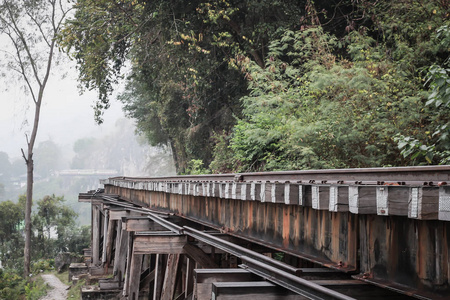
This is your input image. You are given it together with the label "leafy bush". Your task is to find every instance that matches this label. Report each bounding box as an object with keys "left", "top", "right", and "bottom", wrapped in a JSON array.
[
  {"left": 0, "top": 269, "right": 25, "bottom": 299},
  {"left": 31, "top": 259, "right": 55, "bottom": 275}
]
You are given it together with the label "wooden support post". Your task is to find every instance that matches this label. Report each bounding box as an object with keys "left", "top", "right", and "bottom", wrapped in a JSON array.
[
  {"left": 118, "top": 229, "right": 129, "bottom": 282},
  {"left": 161, "top": 254, "right": 180, "bottom": 300},
  {"left": 184, "top": 258, "right": 195, "bottom": 298},
  {"left": 113, "top": 221, "right": 122, "bottom": 278},
  {"left": 123, "top": 232, "right": 133, "bottom": 297},
  {"left": 92, "top": 205, "right": 101, "bottom": 266},
  {"left": 128, "top": 253, "right": 143, "bottom": 300},
  {"left": 153, "top": 254, "right": 165, "bottom": 300},
  {"left": 102, "top": 209, "right": 109, "bottom": 265},
  {"left": 105, "top": 218, "right": 115, "bottom": 269}
]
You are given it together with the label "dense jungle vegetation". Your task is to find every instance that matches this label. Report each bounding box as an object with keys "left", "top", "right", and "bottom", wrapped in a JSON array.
[{"left": 59, "top": 0, "right": 450, "bottom": 173}]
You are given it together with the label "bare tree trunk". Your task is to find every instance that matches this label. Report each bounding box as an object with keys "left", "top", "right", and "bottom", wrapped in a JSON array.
[
  {"left": 24, "top": 153, "right": 33, "bottom": 277},
  {"left": 23, "top": 94, "right": 42, "bottom": 277}
]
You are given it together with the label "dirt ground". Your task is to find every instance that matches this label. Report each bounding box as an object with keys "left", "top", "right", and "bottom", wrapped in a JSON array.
[{"left": 39, "top": 274, "right": 69, "bottom": 300}]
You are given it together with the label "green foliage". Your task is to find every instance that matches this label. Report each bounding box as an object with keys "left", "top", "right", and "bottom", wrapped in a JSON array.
[
  {"left": 32, "top": 194, "right": 78, "bottom": 259},
  {"left": 0, "top": 269, "right": 24, "bottom": 300},
  {"left": 0, "top": 199, "right": 24, "bottom": 270},
  {"left": 209, "top": 131, "right": 237, "bottom": 173},
  {"left": 59, "top": 0, "right": 307, "bottom": 173},
  {"left": 31, "top": 259, "right": 55, "bottom": 275},
  {"left": 24, "top": 278, "right": 48, "bottom": 300},
  {"left": 0, "top": 267, "right": 47, "bottom": 300},
  {"left": 61, "top": 0, "right": 450, "bottom": 171},
  {"left": 229, "top": 23, "right": 438, "bottom": 171},
  {"left": 395, "top": 23, "right": 450, "bottom": 164},
  {"left": 183, "top": 159, "right": 210, "bottom": 175}
]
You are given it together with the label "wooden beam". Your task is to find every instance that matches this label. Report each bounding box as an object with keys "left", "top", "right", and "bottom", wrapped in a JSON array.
[
  {"left": 409, "top": 187, "right": 439, "bottom": 220},
  {"left": 140, "top": 268, "right": 155, "bottom": 291},
  {"left": 92, "top": 205, "right": 101, "bottom": 266},
  {"left": 183, "top": 244, "right": 218, "bottom": 269},
  {"left": 161, "top": 254, "right": 180, "bottom": 300},
  {"left": 153, "top": 254, "right": 165, "bottom": 300},
  {"left": 110, "top": 209, "right": 144, "bottom": 220},
  {"left": 102, "top": 209, "right": 109, "bottom": 264},
  {"left": 128, "top": 253, "right": 143, "bottom": 300},
  {"left": 124, "top": 218, "right": 167, "bottom": 232},
  {"left": 105, "top": 218, "right": 115, "bottom": 268},
  {"left": 312, "top": 185, "right": 330, "bottom": 210},
  {"left": 184, "top": 257, "right": 195, "bottom": 298},
  {"left": 122, "top": 232, "right": 133, "bottom": 297},
  {"left": 115, "top": 228, "right": 129, "bottom": 283},
  {"left": 194, "top": 269, "right": 259, "bottom": 300},
  {"left": 329, "top": 185, "right": 349, "bottom": 212},
  {"left": 133, "top": 235, "right": 187, "bottom": 255},
  {"left": 112, "top": 221, "right": 122, "bottom": 278},
  {"left": 349, "top": 186, "right": 377, "bottom": 214},
  {"left": 211, "top": 281, "right": 302, "bottom": 300}
]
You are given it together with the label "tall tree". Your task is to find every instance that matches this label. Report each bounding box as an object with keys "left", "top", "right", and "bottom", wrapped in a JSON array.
[
  {"left": 59, "top": 0, "right": 304, "bottom": 172},
  {"left": 0, "top": 0, "right": 71, "bottom": 277}
]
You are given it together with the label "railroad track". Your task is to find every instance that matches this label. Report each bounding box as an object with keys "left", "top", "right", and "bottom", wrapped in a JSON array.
[{"left": 78, "top": 166, "right": 450, "bottom": 300}]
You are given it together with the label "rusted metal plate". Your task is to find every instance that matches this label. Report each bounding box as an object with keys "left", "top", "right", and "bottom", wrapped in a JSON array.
[
  {"left": 359, "top": 215, "right": 450, "bottom": 298},
  {"left": 105, "top": 186, "right": 358, "bottom": 272}
]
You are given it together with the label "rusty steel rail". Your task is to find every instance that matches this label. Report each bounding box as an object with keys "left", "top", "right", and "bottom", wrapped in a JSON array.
[
  {"left": 239, "top": 256, "right": 355, "bottom": 300},
  {"left": 106, "top": 165, "right": 450, "bottom": 184},
  {"left": 182, "top": 226, "right": 356, "bottom": 300}
]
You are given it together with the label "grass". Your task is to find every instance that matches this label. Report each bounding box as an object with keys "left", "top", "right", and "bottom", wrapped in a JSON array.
[
  {"left": 54, "top": 270, "right": 70, "bottom": 285},
  {"left": 26, "top": 274, "right": 50, "bottom": 300},
  {"left": 54, "top": 270, "right": 85, "bottom": 299},
  {"left": 67, "top": 277, "right": 85, "bottom": 299}
]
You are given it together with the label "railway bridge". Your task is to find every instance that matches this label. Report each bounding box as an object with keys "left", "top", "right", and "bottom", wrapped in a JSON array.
[{"left": 77, "top": 166, "right": 450, "bottom": 300}]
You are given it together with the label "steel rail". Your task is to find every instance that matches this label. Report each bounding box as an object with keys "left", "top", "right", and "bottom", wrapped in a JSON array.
[
  {"left": 183, "top": 226, "right": 354, "bottom": 300},
  {"left": 182, "top": 226, "right": 300, "bottom": 274},
  {"left": 240, "top": 256, "right": 356, "bottom": 300},
  {"left": 92, "top": 194, "right": 185, "bottom": 234},
  {"left": 105, "top": 165, "right": 450, "bottom": 184}
]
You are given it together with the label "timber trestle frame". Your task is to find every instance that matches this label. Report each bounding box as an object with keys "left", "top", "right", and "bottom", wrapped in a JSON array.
[{"left": 78, "top": 166, "right": 450, "bottom": 300}]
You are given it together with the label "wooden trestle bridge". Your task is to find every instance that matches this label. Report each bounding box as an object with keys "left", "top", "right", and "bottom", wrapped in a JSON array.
[{"left": 76, "top": 166, "right": 450, "bottom": 300}]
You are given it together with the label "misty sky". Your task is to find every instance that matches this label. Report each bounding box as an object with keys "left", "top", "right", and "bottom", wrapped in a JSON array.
[{"left": 0, "top": 63, "right": 126, "bottom": 160}]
